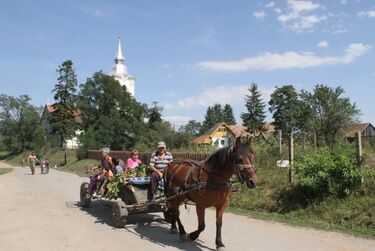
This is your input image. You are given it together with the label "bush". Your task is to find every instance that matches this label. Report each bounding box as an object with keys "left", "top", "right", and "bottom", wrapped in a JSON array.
[{"left": 294, "top": 148, "right": 363, "bottom": 197}]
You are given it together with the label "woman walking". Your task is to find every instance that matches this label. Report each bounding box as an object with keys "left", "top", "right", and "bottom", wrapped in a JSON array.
[{"left": 27, "top": 151, "right": 38, "bottom": 175}]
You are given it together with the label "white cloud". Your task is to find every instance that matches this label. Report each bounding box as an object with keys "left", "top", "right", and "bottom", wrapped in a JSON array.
[
  {"left": 253, "top": 11, "right": 267, "bottom": 19},
  {"left": 341, "top": 0, "right": 347, "bottom": 4},
  {"left": 197, "top": 43, "right": 371, "bottom": 71},
  {"left": 164, "top": 85, "right": 274, "bottom": 110},
  {"left": 274, "top": 8, "right": 282, "bottom": 14},
  {"left": 265, "top": 2, "right": 275, "bottom": 8},
  {"left": 278, "top": 0, "right": 326, "bottom": 31},
  {"left": 317, "top": 40, "right": 329, "bottom": 48},
  {"left": 358, "top": 10, "right": 375, "bottom": 18}
]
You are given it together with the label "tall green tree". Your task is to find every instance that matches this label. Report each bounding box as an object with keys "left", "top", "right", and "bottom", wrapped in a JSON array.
[
  {"left": 0, "top": 94, "right": 44, "bottom": 151},
  {"left": 222, "top": 104, "right": 236, "bottom": 125},
  {"left": 147, "top": 101, "right": 163, "bottom": 127},
  {"left": 77, "top": 72, "right": 146, "bottom": 150},
  {"left": 268, "top": 85, "right": 300, "bottom": 134},
  {"left": 241, "top": 83, "right": 266, "bottom": 133},
  {"left": 50, "top": 60, "right": 78, "bottom": 147},
  {"left": 300, "top": 85, "right": 360, "bottom": 146},
  {"left": 179, "top": 120, "right": 202, "bottom": 136}
]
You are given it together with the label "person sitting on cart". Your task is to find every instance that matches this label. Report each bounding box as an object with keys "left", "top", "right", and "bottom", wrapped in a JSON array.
[
  {"left": 126, "top": 149, "right": 142, "bottom": 169},
  {"left": 149, "top": 141, "right": 173, "bottom": 198},
  {"left": 112, "top": 157, "right": 123, "bottom": 175},
  {"left": 91, "top": 147, "right": 114, "bottom": 196}
]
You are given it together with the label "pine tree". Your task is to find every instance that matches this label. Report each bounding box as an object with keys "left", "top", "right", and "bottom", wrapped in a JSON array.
[
  {"left": 50, "top": 60, "right": 78, "bottom": 147},
  {"left": 241, "top": 83, "right": 266, "bottom": 133},
  {"left": 222, "top": 104, "right": 236, "bottom": 125}
]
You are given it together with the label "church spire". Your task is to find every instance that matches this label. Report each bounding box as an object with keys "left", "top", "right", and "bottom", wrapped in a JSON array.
[{"left": 115, "top": 36, "right": 124, "bottom": 63}]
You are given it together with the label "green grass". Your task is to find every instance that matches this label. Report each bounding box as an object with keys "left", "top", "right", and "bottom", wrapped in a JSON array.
[
  {"left": 5, "top": 149, "right": 77, "bottom": 167},
  {"left": 229, "top": 167, "right": 375, "bottom": 238},
  {"left": 59, "top": 159, "right": 99, "bottom": 177},
  {"left": 0, "top": 168, "right": 12, "bottom": 175}
]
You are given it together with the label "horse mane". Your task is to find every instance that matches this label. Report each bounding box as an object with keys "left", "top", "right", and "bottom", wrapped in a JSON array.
[
  {"left": 205, "top": 146, "right": 234, "bottom": 170},
  {"left": 205, "top": 143, "right": 255, "bottom": 170}
]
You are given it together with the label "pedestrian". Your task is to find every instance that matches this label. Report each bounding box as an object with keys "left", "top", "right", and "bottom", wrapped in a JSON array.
[
  {"left": 27, "top": 151, "right": 38, "bottom": 175},
  {"left": 43, "top": 159, "right": 50, "bottom": 174}
]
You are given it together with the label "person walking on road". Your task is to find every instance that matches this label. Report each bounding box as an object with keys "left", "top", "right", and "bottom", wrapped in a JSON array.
[{"left": 27, "top": 151, "right": 38, "bottom": 175}]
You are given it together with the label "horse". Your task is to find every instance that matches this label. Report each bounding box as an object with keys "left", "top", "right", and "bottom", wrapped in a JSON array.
[{"left": 165, "top": 136, "right": 257, "bottom": 250}]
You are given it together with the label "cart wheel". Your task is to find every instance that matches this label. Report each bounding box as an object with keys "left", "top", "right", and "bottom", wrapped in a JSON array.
[
  {"left": 163, "top": 210, "right": 173, "bottom": 223},
  {"left": 80, "top": 182, "right": 91, "bottom": 208},
  {"left": 112, "top": 201, "right": 128, "bottom": 228}
]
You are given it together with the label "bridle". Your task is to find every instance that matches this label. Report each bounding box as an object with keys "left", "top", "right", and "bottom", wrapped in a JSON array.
[{"left": 229, "top": 145, "right": 255, "bottom": 184}]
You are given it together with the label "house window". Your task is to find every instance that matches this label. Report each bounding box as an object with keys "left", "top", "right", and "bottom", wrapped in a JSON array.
[
  {"left": 219, "top": 128, "right": 227, "bottom": 132},
  {"left": 220, "top": 139, "right": 225, "bottom": 145}
]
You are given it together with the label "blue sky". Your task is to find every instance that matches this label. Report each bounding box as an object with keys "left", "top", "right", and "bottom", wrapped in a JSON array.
[{"left": 0, "top": 0, "right": 374, "bottom": 128}]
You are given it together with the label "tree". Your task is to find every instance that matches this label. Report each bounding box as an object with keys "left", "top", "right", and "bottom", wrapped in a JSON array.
[
  {"left": 147, "top": 102, "right": 163, "bottom": 127},
  {"left": 241, "top": 83, "right": 266, "bottom": 133},
  {"left": 300, "top": 85, "right": 360, "bottom": 146},
  {"left": 0, "top": 94, "right": 44, "bottom": 151},
  {"left": 179, "top": 120, "right": 202, "bottom": 137},
  {"left": 77, "top": 72, "right": 147, "bottom": 150},
  {"left": 50, "top": 60, "right": 78, "bottom": 147},
  {"left": 222, "top": 104, "right": 236, "bottom": 125},
  {"left": 268, "top": 85, "right": 300, "bottom": 135}
]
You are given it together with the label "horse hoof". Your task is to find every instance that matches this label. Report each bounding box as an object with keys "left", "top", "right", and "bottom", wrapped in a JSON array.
[
  {"left": 170, "top": 228, "right": 178, "bottom": 234},
  {"left": 179, "top": 233, "right": 190, "bottom": 241}
]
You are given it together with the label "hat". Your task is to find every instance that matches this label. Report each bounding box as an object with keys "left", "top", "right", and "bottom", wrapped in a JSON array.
[{"left": 157, "top": 141, "right": 166, "bottom": 148}]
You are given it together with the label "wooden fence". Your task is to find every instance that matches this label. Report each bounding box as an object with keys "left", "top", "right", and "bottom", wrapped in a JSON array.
[{"left": 86, "top": 150, "right": 211, "bottom": 165}]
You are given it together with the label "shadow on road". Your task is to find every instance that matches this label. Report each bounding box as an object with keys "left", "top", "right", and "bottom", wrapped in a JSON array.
[{"left": 77, "top": 200, "right": 215, "bottom": 251}]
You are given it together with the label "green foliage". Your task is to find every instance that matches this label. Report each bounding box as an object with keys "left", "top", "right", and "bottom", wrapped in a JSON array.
[
  {"left": 300, "top": 85, "right": 360, "bottom": 147},
  {"left": 222, "top": 104, "right": 236, "bottom": 125},
  {"left": 241, "top": 83, "right": 266, "bottom": 133},
  {"left": 0, "top": 94, "right": 45, "bottom": 151},
  {"left": 104, "top": 164, "right": 148, "bottom": 200},
  {"left": 105, "top": 174, "right": 125, "bottom": 200},
  {"left": 179, "top": 120, "right": 202, "bottom": 137},
  {"left": 268, "top": 85, "right": 301, "bottom": 135},
  {"left": 50, "top": 60, "right": 78, "bottom": 147},
  {"left": 294, "top": 148, "right": 363, "bottom": 197},
  {"left": 77, "top": 71, "right": 147, "bottom": 150},
  {"left": 200, "top": 103, "right": 236, "bottom": 134},
  {"left": 147, "top": 101, "right": 163, "bottom": 126}
]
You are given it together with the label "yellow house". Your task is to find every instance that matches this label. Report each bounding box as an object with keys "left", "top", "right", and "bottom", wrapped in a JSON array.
[
  {"left": 194, "top": 122, "right": 250, "bottom": 148},
  {"left": 194, "top": 122, "right": 276, "bottom": 148}
]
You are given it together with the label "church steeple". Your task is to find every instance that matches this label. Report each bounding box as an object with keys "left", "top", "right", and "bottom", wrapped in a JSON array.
[
  {"left": 115, "top": 36, "right": 124, "bottom": 63},
  {"left": 110, "top": 36, "right": 135, "bottom": 96}
]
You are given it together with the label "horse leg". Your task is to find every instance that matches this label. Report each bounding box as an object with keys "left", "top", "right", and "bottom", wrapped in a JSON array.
[
  {"left": 188, "top": 205, "right": 205, "bottom": 241},
  {"left": 215, "top": 203, "right": 227, "bottom": 250},
  {"left": 169, "top": 199, "right": 187, "bottom": 238}
]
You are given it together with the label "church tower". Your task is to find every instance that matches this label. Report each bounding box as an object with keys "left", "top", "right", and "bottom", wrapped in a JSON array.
[{"left": 111, "top": 37, "right": 135, "bottom": 96}]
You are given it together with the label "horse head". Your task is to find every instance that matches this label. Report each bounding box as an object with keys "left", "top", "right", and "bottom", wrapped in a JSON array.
[{"left": 231, "top": 136, "right": 257, "bottom": 189}]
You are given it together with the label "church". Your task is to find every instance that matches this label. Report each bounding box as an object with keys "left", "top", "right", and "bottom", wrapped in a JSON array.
[
  {"left": 42, "top": 38, "right": 136, "bottom": 149},
  {"left": 111, "top": 37, "right": 136, "bottom": 96}
]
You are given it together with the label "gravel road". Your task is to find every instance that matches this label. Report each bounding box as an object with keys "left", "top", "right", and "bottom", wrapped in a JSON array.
[{"left": 1, "top": 162, "right": 374, "bottom": 251}]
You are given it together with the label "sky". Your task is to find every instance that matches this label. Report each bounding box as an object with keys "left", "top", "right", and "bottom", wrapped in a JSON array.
[{"left": 0, "top": 0, "right": 374, "bottom": 128}]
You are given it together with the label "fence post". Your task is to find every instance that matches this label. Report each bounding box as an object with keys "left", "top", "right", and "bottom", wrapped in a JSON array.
[
  {"left": 288, "top": 131, "right": 294, "bottom": 183},
  {"left": 278, "top": 129, "right": 282, "bottom": 157},
  {"left": 313, "top": 130, "right": 317, "bottom": 153},
  {"left": 355, "top": 131, "right": 362, "bottom": 166}
]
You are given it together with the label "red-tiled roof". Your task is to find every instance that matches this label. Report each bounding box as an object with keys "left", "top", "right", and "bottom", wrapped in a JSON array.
[{"left": 44, "top": 104, "right": 82, "bottom": 124}]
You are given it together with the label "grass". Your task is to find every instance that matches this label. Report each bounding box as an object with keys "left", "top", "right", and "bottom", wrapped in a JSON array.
[
  {"left": 228, "top": 167, "right": 375, "bottom": 238},
  {"left": 5, "top": 149, "right": 77, "bottom": 167},
  {"left": 59, "top": 159, "right": 99, "bottom": 177},
  {"left": 0, "top": 168, "right": 12, "bottom": 175}
]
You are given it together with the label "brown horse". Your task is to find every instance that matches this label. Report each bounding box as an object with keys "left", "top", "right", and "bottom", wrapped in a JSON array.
[{"left": 165, "top": 136, "right": 257, "bottom": 250}]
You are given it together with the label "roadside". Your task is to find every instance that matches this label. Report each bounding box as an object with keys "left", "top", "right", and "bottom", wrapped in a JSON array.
[{"left": 1, "top": 163, "right": 375, "bottom": 251}]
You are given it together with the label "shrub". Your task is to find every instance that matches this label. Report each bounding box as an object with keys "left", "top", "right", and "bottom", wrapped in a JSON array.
[{"left": 294, "top": 148, "right": 363, "bottom": 197}]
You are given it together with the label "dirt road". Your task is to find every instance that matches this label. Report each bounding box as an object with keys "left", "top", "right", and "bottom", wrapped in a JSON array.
[{"left": 1, "top": 163, "right": 374, "bottom": 251}]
